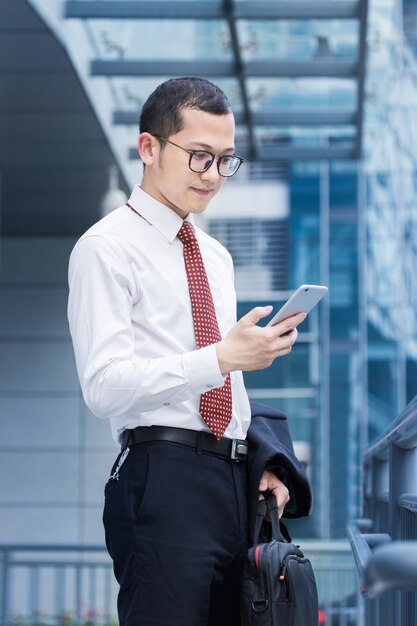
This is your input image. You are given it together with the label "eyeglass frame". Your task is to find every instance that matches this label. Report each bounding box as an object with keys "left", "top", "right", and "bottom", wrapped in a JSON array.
[{"left": 154, "top": 135, "right": 245, "bottom": 177}]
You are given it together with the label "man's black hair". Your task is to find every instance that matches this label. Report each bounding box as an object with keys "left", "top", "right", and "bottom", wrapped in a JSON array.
[{"left": 139, "top": 77, "right": 232, "bottom": 139}]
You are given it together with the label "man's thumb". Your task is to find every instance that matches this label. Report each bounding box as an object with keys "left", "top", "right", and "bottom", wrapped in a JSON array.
[{"left": 243, "top": 305, "right": 273, "bottom": 325}]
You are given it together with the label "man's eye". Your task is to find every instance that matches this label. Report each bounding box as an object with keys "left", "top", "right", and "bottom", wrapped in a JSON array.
[{"left": 193, "top": 151, "right": 211, "bottom": 160}]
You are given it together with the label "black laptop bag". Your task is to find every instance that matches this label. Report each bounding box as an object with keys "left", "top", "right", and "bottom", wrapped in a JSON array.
[{"left": 241, "top": 495, "right": 319, "bottom": 626}]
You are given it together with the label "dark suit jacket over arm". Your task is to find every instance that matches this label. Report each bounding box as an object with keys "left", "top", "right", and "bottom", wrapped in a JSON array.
[{"left": 246, "top": 400, "right": 313, "bottom": 541}]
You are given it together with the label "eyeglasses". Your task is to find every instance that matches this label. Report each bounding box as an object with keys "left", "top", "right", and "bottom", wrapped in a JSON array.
[{"left": 155, "top": 135, "right": 244, "bottom": 178}]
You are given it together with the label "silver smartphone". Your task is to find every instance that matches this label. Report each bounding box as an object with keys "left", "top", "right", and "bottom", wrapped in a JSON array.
[{"left": 266, "top": 284, "right": 328, "bottom": 327}]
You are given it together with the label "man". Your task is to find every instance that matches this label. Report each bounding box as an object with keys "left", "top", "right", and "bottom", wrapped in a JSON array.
[{"left": 68, "top": 77, "right": 308, "bottom": 625}]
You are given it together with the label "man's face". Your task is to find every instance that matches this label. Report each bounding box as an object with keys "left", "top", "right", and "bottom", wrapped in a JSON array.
[{"left": 140, "top": 107, "right": 236, "bottom": 218}]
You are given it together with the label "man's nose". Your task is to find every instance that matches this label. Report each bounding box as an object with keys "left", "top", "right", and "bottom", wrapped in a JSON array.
[{"left": 200, "top": 160, "right": 220, "bottom": 183}]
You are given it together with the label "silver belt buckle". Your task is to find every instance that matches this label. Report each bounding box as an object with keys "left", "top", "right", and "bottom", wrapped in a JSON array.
[{"left": 231, "top": 438, "right": 248, "bottom": 461}]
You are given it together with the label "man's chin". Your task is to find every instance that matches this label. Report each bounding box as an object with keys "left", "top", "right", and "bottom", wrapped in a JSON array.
[
  {"left": 188, "top": 204, "right": 210, "bottom": 215},
  {"left": 189, "top": 196, "right": 213, "bottom": 213}
]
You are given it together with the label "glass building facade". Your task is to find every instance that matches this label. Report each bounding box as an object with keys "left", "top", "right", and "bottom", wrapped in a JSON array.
[
  {"left": 206, "top": 0, "right": 417, "bottom": 538},
  {"left": 210, "top": 161, "right": 364, "bottom": 539},
  {"left": 365, "top": 0, "right": 417, "bottom": 437}
]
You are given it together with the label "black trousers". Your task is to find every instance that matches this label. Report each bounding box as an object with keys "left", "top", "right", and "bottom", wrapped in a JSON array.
[{"left": 103, "top": 440, "right": 249, "bottom": 626}]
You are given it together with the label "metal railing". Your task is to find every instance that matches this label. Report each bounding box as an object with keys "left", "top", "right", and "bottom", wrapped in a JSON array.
[
  {"left": 0, "top": 541, "right": 359, "bottom": 626},
  {"left": 347, "top": 394, "right": 417, "bottom": 626},
  {"left": 302, "top": 541, "right": 361, "bottom": 626},
  {"left": 0, "top": 545, "right": 118, "bottom": 626}
]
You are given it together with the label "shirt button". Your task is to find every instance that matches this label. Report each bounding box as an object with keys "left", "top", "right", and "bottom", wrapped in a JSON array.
[{"left": 206, "top": 384, "right": 214, "bottom": 389}]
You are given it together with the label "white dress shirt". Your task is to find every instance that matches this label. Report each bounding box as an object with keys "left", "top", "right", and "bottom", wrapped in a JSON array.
[{"left": 68, "top": 185, "right": 251, "bottom": 444}]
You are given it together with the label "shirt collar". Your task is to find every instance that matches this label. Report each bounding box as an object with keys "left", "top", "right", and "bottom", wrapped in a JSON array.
[{"left": 127, "top": 185, "right": 194, "bottom": 243}]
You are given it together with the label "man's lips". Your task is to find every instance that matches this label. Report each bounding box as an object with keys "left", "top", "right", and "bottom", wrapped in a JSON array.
[{"left": 191, "top": 187, "right": 214, "bottom": 196}]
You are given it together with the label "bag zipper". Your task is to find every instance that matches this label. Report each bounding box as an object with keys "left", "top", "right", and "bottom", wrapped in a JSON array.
[{"left": 279, "top": 554, "right": 309, "bottom": 581}]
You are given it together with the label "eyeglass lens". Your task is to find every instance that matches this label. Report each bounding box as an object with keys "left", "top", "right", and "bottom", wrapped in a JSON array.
[{"left": 190, "top": 151, "right": 240, "bottom": 177}]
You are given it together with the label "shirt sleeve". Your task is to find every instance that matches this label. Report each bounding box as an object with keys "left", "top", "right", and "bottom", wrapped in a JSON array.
[{"left": 67, "top": 235, "right": 225, "bottom": 419}]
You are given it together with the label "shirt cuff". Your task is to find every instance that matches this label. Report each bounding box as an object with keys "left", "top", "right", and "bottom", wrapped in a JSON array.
[{"left": 182, "top": 344, "right": 225, "bottom": 394}]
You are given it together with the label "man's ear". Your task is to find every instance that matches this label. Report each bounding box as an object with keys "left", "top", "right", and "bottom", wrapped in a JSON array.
[{"left": 138, "top": 132, "right": 158, "bottom": 166}]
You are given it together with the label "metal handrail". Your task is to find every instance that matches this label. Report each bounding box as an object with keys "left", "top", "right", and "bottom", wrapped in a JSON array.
[
  {"left": 0, "top": 544, "right": 116, "bottom": 626},
  {"left": 0, "top": 544, "right": 107, "bottom": 552},
  {"left": 364, "top": 394, "right": 417, "bottom": 462},
  {"left": 363, "top": 541, "right": 417, "bottom": 597},
  {"left": 347, "top": 394, "right": 417, "bottom": 624},
  {"left": 346, "top": 521, "right": 390, "bottom": 583},
  {"left": 0, "top": 541, "right": 359, "bottom": 625}
]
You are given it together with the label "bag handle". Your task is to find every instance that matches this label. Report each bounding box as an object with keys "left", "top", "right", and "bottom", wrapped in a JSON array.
[{"left": 253, "top": 493, "right": 287, "bottom": 545}]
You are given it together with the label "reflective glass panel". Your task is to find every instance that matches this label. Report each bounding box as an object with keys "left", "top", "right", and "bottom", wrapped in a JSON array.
[
  {"left": 109, "top": 76, "right": 242, "bottom": 112},
  {"left": 247, "top": 78, "right": 357, "bottom": 110},
  {"left": 238, "top": 19, "right": 358, "bottom": 61},
  {"left": 86, "top": 19, "right": 231, "bottom": 60},
  {"left": 254, "top": 125, "right": 356, "bottom": 146}
]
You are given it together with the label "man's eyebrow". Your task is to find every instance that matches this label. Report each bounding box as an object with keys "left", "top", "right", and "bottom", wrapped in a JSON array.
[{"left": 190, "top": 142, "right": 236, "bottom": 153}]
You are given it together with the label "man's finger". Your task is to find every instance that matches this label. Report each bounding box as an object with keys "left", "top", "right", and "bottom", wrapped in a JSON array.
[
  {"left": 277, "top": 312, "right": 306, "bottom": 334},
  {"left": 239, "top": 305, "right": 275, "bottom": 327}
]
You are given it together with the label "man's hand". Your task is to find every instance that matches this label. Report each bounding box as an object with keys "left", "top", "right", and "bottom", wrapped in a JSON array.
[
  {"left": 216, "top": 307, "right": 305, "bottom": 375},
  {"left": 258, "top": 470, "right": 290, "bottom": 518}
]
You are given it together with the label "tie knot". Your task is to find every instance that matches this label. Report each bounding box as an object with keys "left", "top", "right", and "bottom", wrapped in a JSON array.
[{"left": 177, "top": 221, "right": 196, "bottom": 244}]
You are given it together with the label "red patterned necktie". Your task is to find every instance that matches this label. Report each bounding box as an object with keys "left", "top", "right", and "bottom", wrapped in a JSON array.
[{"left": 177, "top": 221, "right": 232, "bottom": 440}]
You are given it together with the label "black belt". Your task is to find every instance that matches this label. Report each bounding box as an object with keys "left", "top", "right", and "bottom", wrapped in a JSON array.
[{"left": 121, "top": 425, "right": 248, "bottom": 462}]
